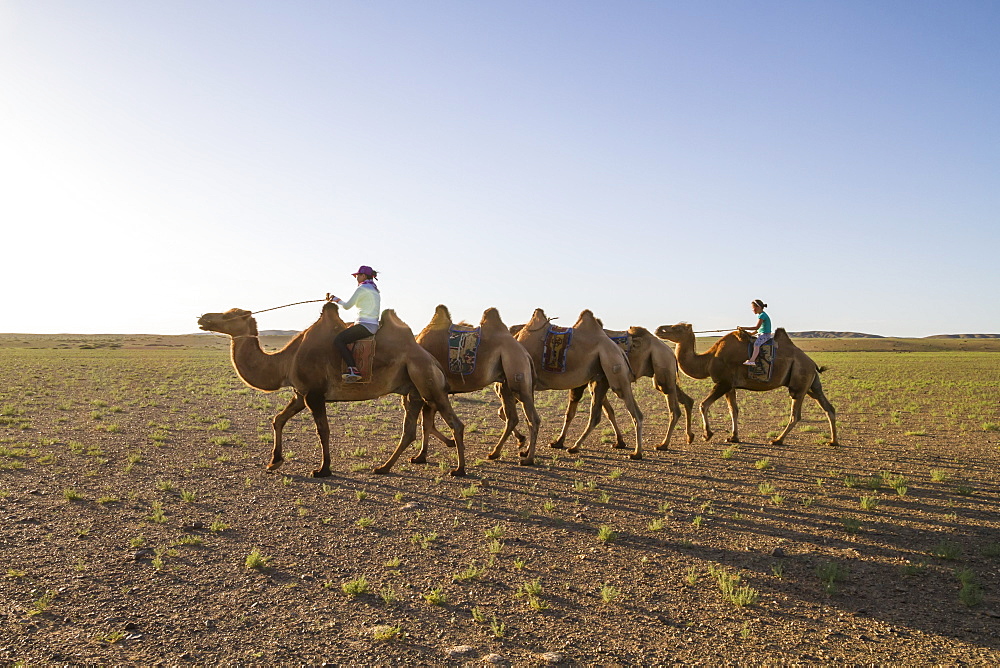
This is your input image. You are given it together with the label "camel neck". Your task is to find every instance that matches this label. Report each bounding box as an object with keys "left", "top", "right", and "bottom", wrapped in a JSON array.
[
  {"left": 229, "top": 336, "right": 289, "bottom": 392},
  {"left": 674, "top": 335, "right": 712, "bottom": 379}
]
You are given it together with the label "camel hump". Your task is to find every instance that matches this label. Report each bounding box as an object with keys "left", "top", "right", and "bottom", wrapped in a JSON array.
[
  {"left": 420, "top": 304, "right": 453, "bottom": 336},
  {"left": 481, "top": 307, "right": 505, "bottom": 328},
  {"left": 773, "top": 328, "right": 791, "bottom": 343},
  {"left": 628, "top": 325, "right": 650, "bottom": 338},
  {"left": 574, "top": 309, "right": 599, "bottom": 329},
  {"left": 320, "top": 302, "right": 348, "bottom": 328},
  {"left": 380, "top": 309, "right": 406, "bottom": 328}
]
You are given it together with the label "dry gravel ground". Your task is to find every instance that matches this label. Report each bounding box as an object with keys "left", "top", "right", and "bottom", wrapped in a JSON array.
[{"left": 1, "top": 333, "right": 999, "bottom": 666}]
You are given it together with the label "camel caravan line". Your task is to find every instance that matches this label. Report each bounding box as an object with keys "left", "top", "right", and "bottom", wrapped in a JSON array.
[{"left": 197, "top": 303, "right": 837, "bottom": 477}]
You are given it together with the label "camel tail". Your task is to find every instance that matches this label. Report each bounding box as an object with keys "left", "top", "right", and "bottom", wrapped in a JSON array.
[{"left": 817, "top": 365, "right": 828, "bottom": 374}]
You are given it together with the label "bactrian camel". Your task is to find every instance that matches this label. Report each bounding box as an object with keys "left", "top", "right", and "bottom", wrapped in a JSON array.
[
  {"left": 654, "top": 323, "right": 837, "bottom": 446},
  {"left": 196, "top": 303, "right": 467, "bottom": 476},
  {"left": 555, "top": 326, "right": 695, "bottom": 451},
  {"left": 511, "top": 308, "right": 645, "bottom": 459},
  {"left": 415, "top": 305, "right": 541, "bottom": 465}
]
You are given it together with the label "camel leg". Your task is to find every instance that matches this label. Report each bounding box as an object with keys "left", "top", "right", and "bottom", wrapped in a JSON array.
[
  {"left": 515, "top": 389, "right": 542, "bottom": 466},
  {"left": 551, "top": 386, "right": 586, "bottom": 449},
  {"left": 268, "top": 393, "right": 305, "bottom": 470},
  {"left": 652, "top": 373, "right": 681, "bottom": 451},
  {"left": 304, "top": 391, "right": 332, "bottom": 478},
  {"left": 433, "top": 400, "right": 466, "bottom": 476},
  {"left": 724, "top": 389, "right": 740, "bottom": 443},
  {"left": 567, "top": 380, "right": 609, "bottom": 455},
  {"left": 601, "top": 394, "right": 629, "bottom": 449},
  {"left": 609, "top": 376, "right": 644, "bottom": 460},
  {"left": 497, "top": 382, "right": 529, "bottom": 448},
  {"left": 373, "top": 393, "right": 424, "bottom": 474},
  {"left": 411, "top": 404, "right": 432, "bottom": 465},
  {"left": 413, "top": 404, "right": 457, "bottom": 464},
  {"left": 487, "top": 383, "right": 519, "bottom": 461},
  {"left": 772, "top": 388, "right": 807, "bottom": 445},
  {"left": 808, "top": 376, "right": 838, "bottom": 446},
  {"left": 678, "top": 388, "right": 695, "bottom": 444},
  {"left": 699, "top": 384, "right": 731, "bottom": 442}
]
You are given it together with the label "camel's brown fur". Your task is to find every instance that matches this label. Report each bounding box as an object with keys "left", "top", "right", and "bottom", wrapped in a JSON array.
[
  {"left": 655, "top": 323, "right": 837, "bottom": 446},
  {"left": 197, "top": 303, "right": 466, "bottom": 476},
  {"left": 512, "top": 308, "right": 644, "bottom": 459},
  {"left": 416, "top": 305, "right": 541, "bottom": 465},
  {"left": 558, "top": 326, "right": 695, "bottom": 451}
]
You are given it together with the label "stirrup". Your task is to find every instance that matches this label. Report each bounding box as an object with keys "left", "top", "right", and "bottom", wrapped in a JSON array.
[{"left": 342, "top": 367, "right": 362, "bottom": 382}]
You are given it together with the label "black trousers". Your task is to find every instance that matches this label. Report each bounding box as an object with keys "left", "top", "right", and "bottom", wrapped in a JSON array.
[{"left": 335, "top": 324, "right": 374, "bottom": 368}]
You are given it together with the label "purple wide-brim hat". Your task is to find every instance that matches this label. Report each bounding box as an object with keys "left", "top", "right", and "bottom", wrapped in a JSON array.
[{"left": 352, "top": 265, "right": 375, "bottom": 276}]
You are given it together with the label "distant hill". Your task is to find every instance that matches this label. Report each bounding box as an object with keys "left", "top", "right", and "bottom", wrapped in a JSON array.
[
  {"left": 924, "top": 333, "right": 1000, "bottom": 339},
  {"left": 259, "top": 330, "right": 299, "bottom": 336},
  {"left": 787, "top": 331, "right": 884, "bottom": 338}
]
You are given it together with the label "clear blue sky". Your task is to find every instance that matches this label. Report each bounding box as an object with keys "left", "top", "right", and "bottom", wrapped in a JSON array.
[{"left": 2, "top": 1, "right": 997, "bottom": 337}]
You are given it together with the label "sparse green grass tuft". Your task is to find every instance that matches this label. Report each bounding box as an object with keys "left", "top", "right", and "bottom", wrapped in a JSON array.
[
  {"left": 245, "top": 549, "right": 271, "bottom": 570},
  {"left": 341, "top": 575, "right": 369, "bottom": 597}
]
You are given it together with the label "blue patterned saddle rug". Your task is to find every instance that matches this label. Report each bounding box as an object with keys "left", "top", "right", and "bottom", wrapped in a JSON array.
[
  {"left": 746, "top": 337, "right": 777, "bottom": 382},
  {"left": 606, "top": 330, "right": 631, "bottom": 355},
  {"left": 542, "top": 325, "right": 573, "bottom": 373},
  {"left": 448, "top": 326, "right": 481, "bottom": 375}
]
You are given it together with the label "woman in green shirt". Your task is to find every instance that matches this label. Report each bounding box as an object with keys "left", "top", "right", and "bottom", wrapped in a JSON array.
[{"left": 740, "top": 299, "right": 772, "bottom": 366}]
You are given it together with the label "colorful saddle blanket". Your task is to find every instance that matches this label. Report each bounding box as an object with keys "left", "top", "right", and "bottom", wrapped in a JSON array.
[
  {"left": 606, "top": 331, "right": 631, "bottom": 355},
  {"left": 447, "top": 326, "right": 481, "bottom": 376},
  {"left": 343, "top": 338, "right": 375, "bottom": 384},
  {"left": 746, "top": 337, "right": 776, "bottom": 382},
  {"left": 542, "top": 325, "right": 573, "bottom": 373}
]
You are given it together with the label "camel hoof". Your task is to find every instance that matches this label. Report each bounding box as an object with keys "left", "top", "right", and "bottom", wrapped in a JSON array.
[
  {"left": 629, "top": 452, "right": 643, "bottom": 461},
  {"left": 449, "top": 467, "right": 466, "bottom": 477},
  {"left": 612, "top": 441, "right": 628, "bottom": 450},
  {"left": 769, "top": 439, "right": 784, "bottom": 446},
  {"left": 371, "top": 466, "right": 391, "bottom": 475},
  {"left": 515, "top": 434, "right": 527, "bottom": 446},
  {"left": 828, "top": 440, "right": 840, "bottom": 447},
  {"left": 703, "top": 432, "right": 714, "bottom": 442},
  {"left": 409, "top": 455, "right": 427, "bottom": 464},
  {"left": 487, "top": 452, "right": 501, "bottom": 461},
  {"left": 443, "top": 439, "right": 457, "bottom": 449},
  {"left": 549, "top": 442, "right": 565, "bottom": 449},
  {"left": 266, "top": 460, "right": 284, "bottom": 471},
  {"left": 519, "top": 458, "right": 536, "bottom": 467},
  {"left": 567, "top": 447, "right": 580, "bottom": 455},
  {"left": 311, "top": 468, "right": 332, "bottom": 478},
  {"left": 725, "top": 437, "right": 741, "bottom": 444},
  {"left": 655, "top": 444, "right": 670, "bottom": 452},
  {"left": 686, "top": 435, "right": 695, "bottom": 444}
]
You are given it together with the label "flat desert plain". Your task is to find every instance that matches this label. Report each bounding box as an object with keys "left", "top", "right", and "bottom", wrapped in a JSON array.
[{"left": 1, "top": 332, "right": 999, "bottom": 665}]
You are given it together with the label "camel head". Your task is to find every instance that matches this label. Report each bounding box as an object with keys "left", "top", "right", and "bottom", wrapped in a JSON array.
[
  {"left": 197, "top": 309, "right": 257, "bottom": 338},
  {"left": 655, "top": 322, "right": 693, "bottom": 343}
]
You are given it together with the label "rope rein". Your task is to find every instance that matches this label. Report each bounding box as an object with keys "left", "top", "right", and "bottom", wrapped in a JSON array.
[{"left": 251, "top": 299, "right": 328, "bottom": 315}]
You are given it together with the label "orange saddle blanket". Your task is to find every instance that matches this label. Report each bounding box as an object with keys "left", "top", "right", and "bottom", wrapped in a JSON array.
[{"left": 343, "top": 339, "right": 376, "bottom": 383}]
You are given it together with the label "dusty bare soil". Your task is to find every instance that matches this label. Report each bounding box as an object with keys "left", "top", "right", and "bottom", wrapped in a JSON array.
[{"left": 1, "top": 333, "right": 999, "bottom": 666}]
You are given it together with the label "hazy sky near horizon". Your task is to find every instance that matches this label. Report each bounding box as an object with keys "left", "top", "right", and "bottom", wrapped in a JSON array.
[{"left": 2, "top": 1, "right": 997, "bottom": 337}]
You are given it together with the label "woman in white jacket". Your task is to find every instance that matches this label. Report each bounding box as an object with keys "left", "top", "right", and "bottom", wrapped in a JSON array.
[{"left": 327, "top": 265, "right": 380, "bottom": 382}]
